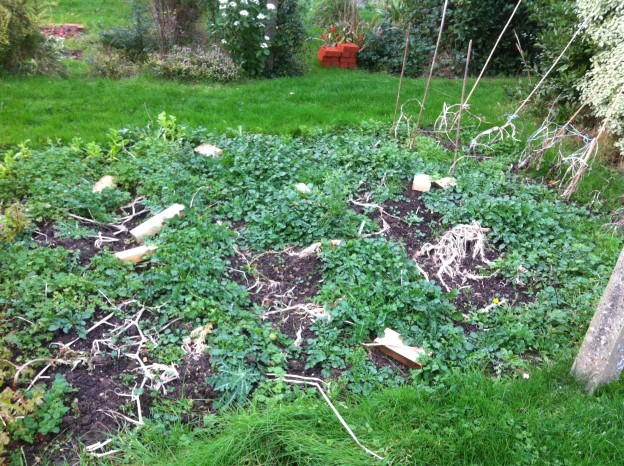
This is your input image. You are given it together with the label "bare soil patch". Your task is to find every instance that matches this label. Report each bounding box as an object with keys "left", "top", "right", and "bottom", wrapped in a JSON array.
[{"left": 33, "top": 209, "right": 148, "bottom": 265}]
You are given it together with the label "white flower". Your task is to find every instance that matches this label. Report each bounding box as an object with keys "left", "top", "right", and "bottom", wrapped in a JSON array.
[
  {"left": 264, "top": 35, "right": 270, "bottom": 41},
  {"left": 251, "top": 0, "right": 259, "bottom": 3},
  {"left": 522, "top": 372, "right": 530, "bottom": 379},
  {"left": 229, "top": 1, "right": 237, "bottom": 7},
  {"left": 240, "top": 0, "right": 248, "bottom": 4},
  {"left": 219, "top": 4, "right": 226, "bottom": 9},
  {"left": 257, "top": 13, "right": 266, "bottom": 19},
  {"left": 219, "top": 0, "right": 227, "bottom": 3},
  {"left": 260, "top": 42, "right": 268, "bottom": 48},
  {"left": 222, "top": 12, "right": 227, "bottom": 17},
  {"left": 234, "top": 20, "right": 240, "bottom": 26},
  {"left": 221, "top": 39, "right": 228, "bottom": 44},
  {"left": 267, "top": 3, "right": 275, "bottom": 9},
  {"left": 240, "top": 9, "right": 249, "bottom": 16}
]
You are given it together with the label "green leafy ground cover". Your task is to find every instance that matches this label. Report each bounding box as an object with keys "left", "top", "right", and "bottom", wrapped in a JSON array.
[{"left": 1, "top": 117, "right": 623, "bottom": 462}]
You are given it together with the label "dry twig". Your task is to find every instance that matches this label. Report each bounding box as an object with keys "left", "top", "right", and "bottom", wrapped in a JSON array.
[
  {"left": 417, "top": 222, "right": 491, "bottom": 291},
  {"left": 278, "top": 374, "right": 384, "bottom": 461}
]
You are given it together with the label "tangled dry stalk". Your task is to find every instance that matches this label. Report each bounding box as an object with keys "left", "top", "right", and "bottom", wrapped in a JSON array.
[{"left": 417, "top": 221, "right": 491, "bottom": 291}]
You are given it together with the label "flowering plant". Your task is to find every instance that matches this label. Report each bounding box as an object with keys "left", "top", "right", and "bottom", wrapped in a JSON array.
[
  {"left": 319, "top": 23, "right": 365, "bottom": 48},
  {"left": 215, "top": 0, "right": 276, "bottom": 76}
]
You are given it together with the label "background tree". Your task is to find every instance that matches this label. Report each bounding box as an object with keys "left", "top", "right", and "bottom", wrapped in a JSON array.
[{"left": 577, "top": 0, "right": 624, "bottom": 157}]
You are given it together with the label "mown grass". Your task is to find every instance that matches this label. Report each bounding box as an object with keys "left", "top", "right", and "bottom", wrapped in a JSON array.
[
  {"left": 45, "top": 0, "right": 130, "bottom": 27},
  {"left": 0, "top": 67, "right": 517, "bottom": 148},
  {"left": 112, "top": 362, "right": 624, "bottom": 466}
]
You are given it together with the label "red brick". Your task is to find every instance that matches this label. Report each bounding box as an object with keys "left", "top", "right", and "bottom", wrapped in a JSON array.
[
  {"left": 319, "top": 46, "right": 342, "bottom": 59},
  {"left": 340, "top": 57, "right": 356, "bottom": 64},
  {"left": 338, "top": 43, "right": 360, "bottom": 54}
]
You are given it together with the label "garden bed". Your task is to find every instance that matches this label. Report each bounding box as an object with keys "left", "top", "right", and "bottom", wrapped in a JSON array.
[{"left": 0, "top": 124, "right": 619, "bottom": 463}]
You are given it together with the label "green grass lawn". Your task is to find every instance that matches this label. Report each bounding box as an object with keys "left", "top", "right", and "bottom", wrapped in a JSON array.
[
  {"left": 0, "top": 67, "right": 518, "bottom": 148},
  {"left": 45, "top": 0, "right": 130, "bottom": 27},
  {"left": 115, "top": 362, "right": 624, "bottom": 465}
]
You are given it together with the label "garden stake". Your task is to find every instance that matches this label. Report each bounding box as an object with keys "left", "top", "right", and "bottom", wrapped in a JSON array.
[
  {"left": 452, "top": 40, "right": 472, "bottom": 174},
  {"left": 392, "top": 22, "right": 411, "bottom": 133},
  {"left": 412, "top": 0, "right": 449, "bottom": 146},
  {"left": 514, "top": 11, "right": 594, "bottom": 115},
  {"left": 463, "top": 0, "right": 523, "bottom": 107}
]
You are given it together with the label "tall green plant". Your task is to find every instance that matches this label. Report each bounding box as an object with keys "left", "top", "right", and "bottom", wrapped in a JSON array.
[
  {"left": 0, "top": 0, "right": 60, "bottom": 74},
  {"left": 526, "top": 0, "right": 594, "bottom": 118},
  {"left": 151, "top": 0, "right": 208, "bottom": 51},
  {"left": 577, "top": 0, "right": 624, "bottom": 157},
  {"left": 264, "top": 0, "right": 307, "bottom": 77},
  {"left": 213, "top": 0, "right": 276, "bottom": 77}
]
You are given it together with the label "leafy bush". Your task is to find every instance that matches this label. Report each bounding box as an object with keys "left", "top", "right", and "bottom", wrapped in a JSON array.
[
  {"left": 0, "top": 0, "right": 61, "bottom": 74},
  {"left": 310, "top": 0, "right": 359, "bottom": 28},
  {"left": 147, "top": 45, "right": 240, "bottom": 82},
  {"left": 263, "top": 0, "right": 307, "bottom": 77},
  {"left": 213, "top": 0, "right": 276, "bottom": 77},
  {"left": 357, "top": 20, "right": 433, "bottom": 76},
  {"left": 151, "top": 0, "right": 207, "bottom": 51},
  {"left": 446, "top": 0, "right": 538, "bottom": 75},
  {"left": 99, "top": 0, "right": 157, "bottom": 60},
  {"left": 369, "top": 0, "right": 539, "bottom": 76},
  {"left": 525, "top": 0, "right": 594, "bottom": 118},
  {"left": 578, "top": 0, "right": 624, "bottom": 157},
  {"left": 88, "top": 47, "right": 140, "bottom": 79}
]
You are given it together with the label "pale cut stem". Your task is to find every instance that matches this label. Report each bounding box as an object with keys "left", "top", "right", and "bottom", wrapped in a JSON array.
[
  {"left": 392, "top": 22, "right": 412, "bottom": 132},
  {"left": 414, "top": 0, "right": 449, "bottom": 138},
  {"left": 452, "top": 39, "right": 472, "bottom": 173}
]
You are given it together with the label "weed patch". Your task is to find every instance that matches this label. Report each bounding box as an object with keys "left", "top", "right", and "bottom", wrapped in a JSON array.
[{"left": 0, "top": 120, "right": 622, "bottom": 462}]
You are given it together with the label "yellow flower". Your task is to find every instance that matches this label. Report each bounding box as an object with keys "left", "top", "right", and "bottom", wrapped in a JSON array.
[{"left": 493, "top": 298, "right": 500, "bottom": 304}]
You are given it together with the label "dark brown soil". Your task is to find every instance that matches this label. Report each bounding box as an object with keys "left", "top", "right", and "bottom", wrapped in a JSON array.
[
  {"left": 382, "top": 185, "right": 442, "bottom": 257},
  {"left": 33, "top": 208, "right": 148, "bottom": 266},
  {"left": 17, "top": 182, "right": 533, "bottom": 463},
  {"left": 354, "top": 183, "right": 531, "bottom": 315},
  {"left": 14, "top": 317, "right": 214, "bottom": 465},
  {"left": 230, "top": 249, "right": 322, "bottom": 345}
]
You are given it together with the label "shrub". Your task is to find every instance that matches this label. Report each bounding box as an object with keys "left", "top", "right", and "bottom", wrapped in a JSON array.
[
  {"left": 213, "top": 0, "right": 276, "bottom": 77},
  {"left": 0, "top": 0, "right": 61, "bottom": 74},
  {"left": 310, "top": 0, "right": 359, "bottom": 28},
  {"left": 371, "top": 0, "right": 539, "bottom": 76},
  {"left": 88, "top": 48, "right": 140, "bottom": 78},
  {"left": 446, "top": 0, "right": 538, "bottom": 75},
  {"left": 525, "top": 0, "right": 594, "bottom": 119},
  {"left": 147, "top": 45, "right": 240, "bottom": 82},
  {"left": 357, "top": 20, "right": 433, "bottom": 76},
  {"left": 578, "top": 0, "right": 624, "bottom": 157},
  {"left": 263, "top": 0, "right": 307, "bottom": 77},
  {"left": 151, "top": 0, "right": 207, "bottom": 51},
  {"left": 99, "top": 0, "right": 157, "bottom": 60}
]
